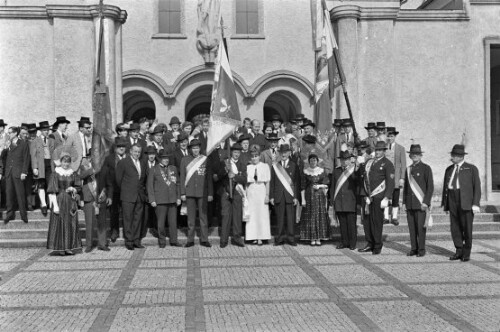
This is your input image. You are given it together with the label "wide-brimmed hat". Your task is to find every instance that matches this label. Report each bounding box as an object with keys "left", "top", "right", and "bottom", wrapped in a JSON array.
[
  {"left": 0, "top": 119, "right": 7, "bottom": 127},
  {"left": 271, "top": 114, "right": 283, "bottom": 123},
  {"left": 374, "top": 141, "right": 388, "bottom": 150},
  {"left": 295, "top": 114, "right": 306, "bottom": 122},
  {"left": 338, "top": 150, "right": 353, "bottom": 160},
  {"left": 301, "top": 121, "right": 316, "bottom": 129},
  {"left": 77, "top": 117, "right": 92, "bottom": 125},
  {"left": 151, "top": 125, "right": 164, "bottom": 135},
  {"left": 158, "top": 150, "right": 172, "bottom": 159},
  {"left": 407, "top": 144, "right": 424, "bottom": 155},
  {"left": 341, "top": 118, "right": 352, "bottom": 127},
  {"left": 145, "top": 146, "right": 157, "bottom": 155},
  {"left": 450, "top": 144, "right": 467, "bottom": 155},
  {"left": 279, "top": 144, "right": 291, "bottom": 153},
  {"left": 188, "top": 139, "right": 201, "bottom": 148},
  {"left": 176, "top": 132, "right": 189, "bottom": 142},
  {"left": 37, "top": 121, "right": 51, "bottom": 130},
  {"left": 230, "top": 143, "right": 243, "bottom": 151},
  {"left": 332, "top": 119, "right": 343, "bottom": 127},
  {"left": 365, "top": 122, "right": 376, "bottom": 130},
  {"left": 302, "top": 134, "right": 317, "bottom": 144},
  {"left": 357, "top": 140, "right": 369, "bottom": 149},
  {"left": 115, "top": 137, "right": 128, "bottom": 148},
  {"left": 266, "top": 133, "right": 281, "bottom": 141},
  {"left": 27, "top": 123, "right": 37, "bottom": 133},
  {"left": 169, "top": 116, "right": 181, "bottom": 125},
  {"left": 386, "top": 127, "right": 399, "bottom": 135},
  {"left": 238, "top": 133, "right": 252, "bottom": 143},
  {"left": 53, "top": 116, "right": 71, "bottom": 127},
  {"left": 128, "top": 123, "right": 140, "bottom": 131},
  {"left": 376, "top": 122, "right": 386, "bottom": 130}
]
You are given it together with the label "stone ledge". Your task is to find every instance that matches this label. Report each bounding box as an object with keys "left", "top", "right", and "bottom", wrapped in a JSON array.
[
  {"left": 470, "top": 0, "right": 500, "bottom": 4},
  {"left": 397, "top": 9, "right": 469, "bottom": 21},
  {"left": 0, "top": 4, "right": 127, "bottom": 23}
]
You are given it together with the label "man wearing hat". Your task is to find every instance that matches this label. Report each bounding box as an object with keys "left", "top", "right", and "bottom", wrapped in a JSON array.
[
  {"left": 360, "top": 141, "right": 395, "bottom": 254},
  {"left": 196, "top": 118, "right": 210, "bottom": 155},
  {"left": 149, "top": 125, "right": 170, "bottom": 154},
  {"left": 127, "top": 123, "right": 147, "bottom": 157},
  {"left": 137, "top": 117, "right": 151, "bottom": 141},
  {"left": 385, "top": 127, "right": 406, "bottom": 225},
  {"left": 115, "top": 123, "right": 129, "bottom": 139},
  {"left": 270, "top": 144, "right": 300, "bottom": 246},
  {"left": 270, "top": 114, "right": 283, "bottom": 135},
  {"left": 30, "top": 121, "right": 53, "bottom": 215},
  {"left": 260, "top": 133, "right": 281, "bottom": 169},
  {"left": 173, "top": 132, "right": 191, "bottom": 172},
  {"left": 237, "top": 133, "right": 252, "bottom": 166},
  {"left": 331, "top": 151, "right": 359, "bottom": 250},
  {"left": 364, "top": 122, "right": 378, "bottom": 149},
  {"left": 375, "top": 122, "right": 387, "bottom": 142},
  {"left": 218, "top": 143, "right": 247, "bottom": 248},
  {"left": 295, "top": 114, "right": 306, "bottom": 128},
  {"left": 403, "top": 144, "right": 434, "bottom": 257},
  {"left": 143, "top": 146, "right": 159, "bottom": 239},
  {"left": 22, "top": 124, "right": 37, "bottom": 211},
  {"left": 48, "top": 116, "right": 70, "bottom": 164},
  {"left": 147, "top": 150, "right": 182, "bottom": 248},
  {"left": 64, "top": 117, "right": 92, "bottom": 172},
  {"left": 180, "top": 139, "right": 213, "bottom": 247},
  {"left": 441, "top": 144, "right": 481, "bottom": 262},
  {"left": 101, "top": 137, "right": 128, "bottom": 243},
  {"left": 164, "top": 116, "right": 182, "bottom": 144}
]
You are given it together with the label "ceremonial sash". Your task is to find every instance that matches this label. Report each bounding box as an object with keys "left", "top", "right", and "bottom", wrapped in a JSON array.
[
  {"left": 364, "top": 159, "right": 374, "bottom": 195},
  {"left": 333, "top": 165, "right": 354, "bottom": 201},
  {"left": 407, "top": 166, "right": 425, "bottom": 204},
  {"left": 370, "top": 181, "right": 386, "bottom": 198},
  {"left": 273, "top": 163, "right": 294, "bottom": 197},
  {"left": 185, "top": 155, "right": 207, "bottom": 186}
]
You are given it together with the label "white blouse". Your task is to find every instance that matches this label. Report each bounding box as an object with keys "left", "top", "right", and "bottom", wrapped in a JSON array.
[{"left": 247, "top": 162, "right": 271, "bottom": 184}]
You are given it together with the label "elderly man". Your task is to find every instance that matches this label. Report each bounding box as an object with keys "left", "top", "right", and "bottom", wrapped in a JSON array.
[
  {"left": 441, "top": 144, "right": 481, "bottom": 262},
  {"left": 249, "top": 120, "right": 268, "bottom": 152}
]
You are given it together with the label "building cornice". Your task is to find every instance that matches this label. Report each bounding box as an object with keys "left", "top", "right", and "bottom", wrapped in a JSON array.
[{"left": 0, "top": 4, "right": 127, "bottom": 23}]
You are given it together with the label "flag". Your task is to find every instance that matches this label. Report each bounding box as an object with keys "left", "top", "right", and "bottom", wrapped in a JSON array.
[
  {"left": 206, "top": 39, "right": 241, "bottom": 155},
  {"left": 91, "top": 13, "right": 114, "bottom": 173}
]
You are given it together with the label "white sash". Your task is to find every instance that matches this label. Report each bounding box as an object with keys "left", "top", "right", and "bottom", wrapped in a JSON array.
[
  {"left": 273, "top": 163, "right": 294, "bottom": 197},
  {"left": 185, "top": 155, "right": 207, "bottom": 186},
  {"left": 333, "top": 165, "right": 354, "bottom": 201},
  {"left": 370, "top": 181, "right": 386, "bottom": 198},
  {"left": 407, "top": 166, "right": 425, "bottom": 204}
]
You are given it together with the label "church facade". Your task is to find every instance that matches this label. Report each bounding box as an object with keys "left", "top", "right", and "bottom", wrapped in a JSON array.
[{"left": 1, "top": 0, "right": 499, "bottom": 201}]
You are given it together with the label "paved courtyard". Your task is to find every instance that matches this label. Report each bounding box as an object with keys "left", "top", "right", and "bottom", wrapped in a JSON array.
[{"left": 0, "top": 239, "right": 499, "bottom": 332}]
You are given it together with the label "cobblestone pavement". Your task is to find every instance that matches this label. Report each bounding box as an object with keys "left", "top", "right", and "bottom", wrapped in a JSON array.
[{"left": 0, "top": 239, "right": 499, "bottom": 332}]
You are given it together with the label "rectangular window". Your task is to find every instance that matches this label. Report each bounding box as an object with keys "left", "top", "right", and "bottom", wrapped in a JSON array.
[
  {"left": 159, "top": 0, "right": 181, "bottom": 34},
  {"left": 235, "top": 0, "right": 259, "bottom": 35}
]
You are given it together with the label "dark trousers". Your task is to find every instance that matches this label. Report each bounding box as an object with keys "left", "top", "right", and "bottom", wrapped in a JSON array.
[
  {"left": 24, "top": 173, "right": 35, "bottom": 208},
  {"left": 83, "top": 201, "right": 108, "bottom": 248},
  {"left": 448, "top": 190, "right": 474, "bottom": 259},
  {"left": 109, "top": 191, "right": 121, "bottom": 237},
  {"left": 186, "top": 197, "right": 208, "bottom": 243},
  {"left": 97, "top": 201, "right": 108, "bottom": 247},
  {"left": 220, "top": 191, "right": 243, "bottom": 244},
  {"left": 337, "top": 212, "right": 357, "bottom": 248},
  {"left": 5, "top": 174, "right": 27, "bottom": 221},
  {"left": 366, "top": 197, "right": 384, "bottom": 250},
  {"left": 275, "top": 201, "right": 295, "bottom": 243},
  {"left": 122, "top": 199, "right": 144, "bottom": 246},
  {"left": 141, "top": 203, "right": 157, "bottom": 238},
  {"left": 407, "top": 209, "right": 426, "bottom": 254},
  {"left": 391, "top": 188, "right": 400, "bottom": 207},
  {"left": 155, "top": 203, "right": 178, "bottom": 246}
]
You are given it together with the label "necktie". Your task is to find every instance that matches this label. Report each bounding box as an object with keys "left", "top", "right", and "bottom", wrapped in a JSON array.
[
  {"left": 84, "top": 137, "right": 88, "bottom": 156},
  {"left": 452, "top": 165, "right": 459, "bottom": 189},
  {"left": 254, "top": 167, "right": 258, "bottom": 181},
  {"left": 44, "top": 137, "right": 47, "bottom": 145},
  {"left": 134, "top": 159, "right": 141, "bottom": 178}
]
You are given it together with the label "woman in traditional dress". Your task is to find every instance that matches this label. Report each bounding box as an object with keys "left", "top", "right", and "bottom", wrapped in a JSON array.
[
  {"left": 46, "top": 153, "right": 82, "bottom": 255},
  {"left": 300, "top": 154, "right": 330, "bottom": 246},
  {"left": 245, "top": 145, "right": 271, "bottom": 245}
]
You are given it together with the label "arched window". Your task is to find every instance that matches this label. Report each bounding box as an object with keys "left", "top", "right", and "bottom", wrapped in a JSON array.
[
  {"left": 159, "top": 0, "right": 181, "bottom": 34},
  {"left": 235, "top": 0, "right": 259, "bottom": 35}
]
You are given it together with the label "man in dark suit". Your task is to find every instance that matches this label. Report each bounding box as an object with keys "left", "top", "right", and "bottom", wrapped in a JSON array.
[
  {"left": 101, "top": 137, "right": 127, "bottom": 243},
  {"left": 207, "top": 139, "right": 230, "bottom": 227},
  {"left": 218, "top": 143, "right": 247, "bottom": 248},
  {"left": 150, "top": 126, "right": 173, "bottom": 154},
  {"left": 331, "top": 151, "right": 358, "bottom": 250},
  {"left": 385, "top": 127, "right": 407, "bottom": 225},
  {"left": 360, "top": 141, "right": 395, "bottom": 255},
  {"left": 143, "top": 146, "right": 158, "bottom": 239},
  {"left": 163, "top": 116, "right": 181, "bottom": 145},
  {"left": 173, "top": 132, "right": 190, "bottom": 172},
  {"left": 127, "top": 123, "right": 147, "bottom": 157},
  {"left": 197, "top": 118, "right": 209, "bottom": 155},
  {"left": 147, "top": 150, "right": 181, "bottom": 247},
  {"left": 441, "top": 144, "right": 481, "bottom": 262},
  {"left": 270, "top": 144, "right": 300, "bottom": 246},
  {"left": 180, "top": 139, "right": 213, "bottom": 248},
  {"left": 403, "top": 144, "right": 434, "bottom": 257},
  {"left": 116, "top": 144, "right": 147, "bottom": 250},
  {"left": 2, "top": 127, "right": 30, "bottom": 223},
  {"left": 249, "top": 120, "right": 268, "bottom": 152}
]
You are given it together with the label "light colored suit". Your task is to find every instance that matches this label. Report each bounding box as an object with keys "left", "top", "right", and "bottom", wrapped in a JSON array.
[
  {"left": 386, "top": 142, "right": 406, "bottom": 185},
  {"left": 30, "top": 136, "right": 49, "bottom": 178},
  {"left": 260, "top": 148, "right": 279, "bottom": 169},
  {"left": 64, "top": 132, "right": 88, "bottom": 172}
]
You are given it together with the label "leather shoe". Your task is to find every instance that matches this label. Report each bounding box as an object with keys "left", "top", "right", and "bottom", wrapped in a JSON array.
[
  {"left": 220, "top": 242, "right": 228, "bottom": 248},
  {"left": 407, "top": 251, "right": 417, "bottom": 256},
  {"left": 170, "top": 243, "right": 182, "bottom": 247},
  {"left": 125, "top": 245, "right": 134, "bottom": 251},
  {"left": 22, "top": 219, "right": 28, "bottom": 223},
  {"left": 110, "top": 233, "right": 118, "bottom": 243},
  {"left": 336, "top": 244, "right": 346, "bottom": 249},
  {"left": 417, "top": 252, "right": 426, "bottom": 257},
  {"left": 84, "top": 246, "right": 94, "bottom": 253},
  {"left": 461, "top": 257, "right": 470, "bottom": 262},
  {"left": 41, "top": 206, "right": 48, "bottom": 216},
  {"left": 449, "top": 254, "right": 462, "bottom": 261},
  {"left": 391, "top": 219, "right": 399, "bottom": 226},
  {"left": 97, "top": 246, "right": 110, "bottom": 251},
  {"left": 184, "top": 242, "right": 194, "bottom": 248},
  {"left": 288, "top": 242, "right": 297, "bottom": 247},
  {"left": 372, "top": 249, "right": 381, "bottom": 255},
  {"left": 231, "top": 240, "right": 244, "bottom": 247},
  {"left": 358, "top": 246, "right": 373, "bottom": 252},
  {"left": 383, "top": 219, "right": 390, "bottom": 225},
  {"left": 349, "top": 247, "right": 356, "bottom": 250},
  {"left": 200, "top": 242, "right": 212, "bottom": 248},
  {"left": 133, "top": 244, "right": 145, "bottom": 249}
]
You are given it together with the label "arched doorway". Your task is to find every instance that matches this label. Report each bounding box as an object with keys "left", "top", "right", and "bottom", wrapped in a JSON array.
[
  {"left": 123, "top": 91, "right": 156, "bottom": 122},
  {"left": 263, "top": 90, "right": 301, "bottom": 123},
  {"left": 185, "top": 85, "right": 212, "bottom": 123}
]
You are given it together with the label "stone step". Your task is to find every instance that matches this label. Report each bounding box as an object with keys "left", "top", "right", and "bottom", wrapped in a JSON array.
[{"left": 1, "top": 231, "right": 499, "bottom": 248}]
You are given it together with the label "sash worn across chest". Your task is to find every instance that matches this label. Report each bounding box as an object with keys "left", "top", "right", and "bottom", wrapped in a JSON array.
[
  {"left": 185, "top": 155, "right": 207, "bottom": 186},
  {"left": 334, "top": 165, "right": 354, "bottom": 200},
  {"left": 365, "top": 159, "right": 385, "bottom": 197},
  {"left": 407, "top": 166, "right": 425, "bottom": 204},
  {"left": 273, "top": 163, "right": 294, "bottom": 197}
]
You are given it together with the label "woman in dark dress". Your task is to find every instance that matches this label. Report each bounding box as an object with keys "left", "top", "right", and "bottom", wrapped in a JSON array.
[
  {"left": 300, "top": 154, "right": 330, "bottom": 246},
  {"left": 46, "top": 153, "right": 82, "bottom": 255}
]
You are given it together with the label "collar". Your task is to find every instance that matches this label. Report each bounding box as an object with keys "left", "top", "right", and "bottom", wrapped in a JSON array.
[
  {"left": 455, "top": 160, "right": 465, "bottom": 168},
  {"left": 57, "top": 130, "right": 64, "bottom": 137},
  {"left": 55, "top": 167, "right": 74, "bottom": 176},
  {"left": 231, "top": 158, "right": 238, "bottom": 163},
  {"left": 304, "top": 166, "right": 323, "bottom": 176},
  {"left": 411, "top": 161, "right": 421, "bottom": 167}
]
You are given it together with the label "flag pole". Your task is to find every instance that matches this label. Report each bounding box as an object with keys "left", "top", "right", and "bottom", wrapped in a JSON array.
[
  {"left": 96, "top": 0, "right": 104, "bottom": 84},
  {"left": 220, "top": 16, "right": 233, "bottom": 199}
]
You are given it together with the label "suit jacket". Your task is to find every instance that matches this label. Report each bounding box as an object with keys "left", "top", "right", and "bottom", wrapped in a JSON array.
[
  {"left": 48, "top": 131, "right": 65, "bottom": 160},
  {"left": 441, "top": 162, "right": 481, "bottom": 211},
  {"left": 126, "top": 137, "right": 148, "bottom": 154},
  {"left": 2, "top": 139, "right": 30, "bottom": 178},
  {"left": 260, "top": 148, "right": 279, "bottom": 169},
  {"left": 403, "top": 161, "right": 434, "bottom": 209},
  {"left": 173, "top": 148, "right": 190, "bottom": 173},
  {"left": 115, "top": 156, "right": 147, "bottom": 203},
  {"left": 196, "top": 131, "right": 208, "bottom": 155},
  {"left": 386, "top": 142, "right": 407, "bottom": 184},
  {"left": 180, "top": 154, "right": 213, "bottom": 198},
  {"left": 249, "top": 133, "right": 268, "bottom": 151},
  {"left": 147, "top": 164, "right": 180, "bottom": 204},
  {"left": 218, "top": 158, "right": 247, "bottom": 194},
  {"left": 64, "top": 132, "right": 87, "bottom": 172},
  {"left": 270, "top": 159, "right": 300, "bottom": 204},
  {"left": 80, "top": 168, "right": 113, "bottom": 203},
  {"left": 239, "top": 151, "right": 251, "bottom": 166},
  {"left": 331, "top": 166, "right": 358, "bottom": 212},
  {"left": 102, "top": 153, "right": 127, "bottom": 194},
  {"left": 30, "top": 136, "right": 50, "bottom": 179},
  {"left": 364, "top": 156, "right": 395, "bottom": 199}
]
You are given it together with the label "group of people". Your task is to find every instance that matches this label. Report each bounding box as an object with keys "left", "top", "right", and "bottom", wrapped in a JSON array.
[{"left": 0, "top": 113, "right": 481, "bottom": 261}]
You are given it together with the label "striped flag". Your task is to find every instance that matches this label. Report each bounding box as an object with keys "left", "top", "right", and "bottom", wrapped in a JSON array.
[{"left": 206, "top": 39, "right": 241, "bottom": 155}]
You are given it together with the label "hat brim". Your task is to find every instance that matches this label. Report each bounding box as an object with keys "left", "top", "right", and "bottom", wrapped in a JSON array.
[
  {"left": 450, "top": 151, "right": 467, "bottom": 155},
  {"left": 169, "top": 121, "right": 181, "bottom": 125},
  {"left": 364, "top": 126, "right": 375, "bottom": 130},
  {"left": 188, "top": 143, "right": 201, "bottom": 148},
  {"left": 37, "top": 126, "right": 51, "bottom": 130},
  {"left": 374, "top": 147, "right": 388, "bottom": 150},
  {"left": 266, "top": 137, "right": 281, "bottom": 141},
  {"left": 301, "top": 123, "right": 316, "bottom": 128},
  {"left": 387, "top": 131, "right": 399, "bottom": 135},
  {"left": 407, "top": 151, "right": 424, "bottom": 154}
]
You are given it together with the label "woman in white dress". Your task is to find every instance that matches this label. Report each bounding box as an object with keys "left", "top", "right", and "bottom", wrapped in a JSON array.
[{"left": 245, "top": 145, "right": 271, "bottom": 245}]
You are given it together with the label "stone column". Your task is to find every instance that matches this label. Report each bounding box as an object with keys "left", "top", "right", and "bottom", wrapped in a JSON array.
[{"left": 115, "top": 24, "right": 123, "bottom": 125}]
